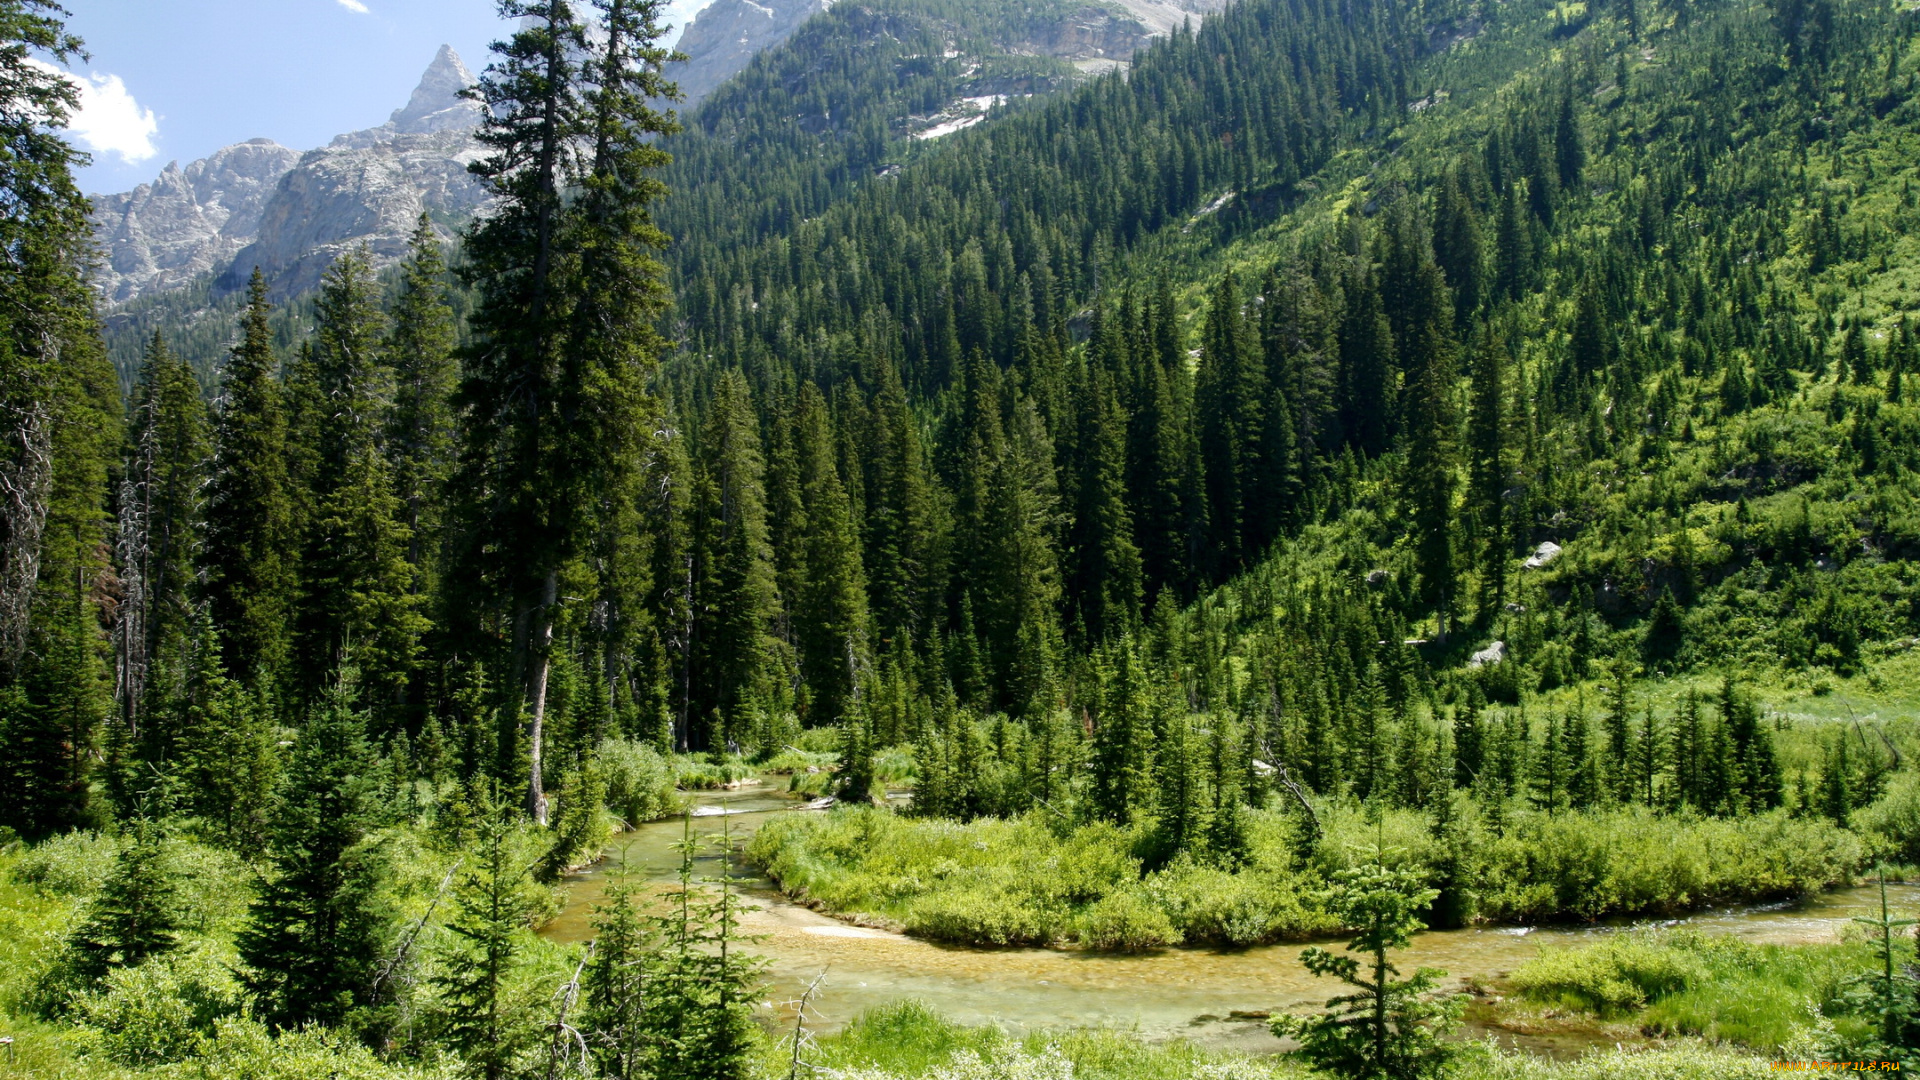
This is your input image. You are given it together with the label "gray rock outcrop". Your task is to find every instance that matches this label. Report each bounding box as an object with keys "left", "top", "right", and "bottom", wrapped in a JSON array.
[
  {"left": 89, "top": 139, "right": 303, "bottom": 305},
  {"left": 670, "top": 0, "right": 832, "bottom": 107},
  {"left": 90, "top": 46, "right": 486, "bottom": 305}
]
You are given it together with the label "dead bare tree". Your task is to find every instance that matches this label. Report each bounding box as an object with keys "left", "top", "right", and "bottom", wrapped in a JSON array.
[
  {"left": 780, "top": 970, "right": 829, "bottom": 1080},
  {"left": 544, "top": 940, "right": 595, "bottom": 1080},
  {"left": 0, "top": 395, "right": 52, "bottom": 668}
]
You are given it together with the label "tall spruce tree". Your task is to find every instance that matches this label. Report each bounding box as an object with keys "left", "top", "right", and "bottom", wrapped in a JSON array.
[
  {"left": 0, "top": 2, "right": 122, "bottom": 839},
  {"left": 116, "top": 332, "right": 207, "bottom": 750},
  {"left": 1465, "top": 329, "right": 1508, "bottom": 612},
  {"left": 296, "top": 249, "right": 423, "bottom": 712},
  {"left": 791, "top": 383, "right": 869, "bottom": 725},
  {"left": 454, "top": 0, "right": 681, "bottom": 822},
  {"left": 690, "top": 371, "right": 778, "bottom": 749},
  {"left": 203, "top": 272, "right": 297, "bottom": 688},
  {"left": 385, "top": 215, "right": 459, "bottom": 591}
]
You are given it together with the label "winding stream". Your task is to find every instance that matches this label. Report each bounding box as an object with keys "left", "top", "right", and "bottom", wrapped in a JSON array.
[{"left": 544, "top": 783, "right": 1920, "bottom": 1056}]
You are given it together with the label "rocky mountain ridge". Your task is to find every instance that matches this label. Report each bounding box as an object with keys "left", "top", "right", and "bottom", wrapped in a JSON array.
[
  {"left": 91, "top": 45, "right": 487, "bottom": 304},
  {"left": 89, "top": 0, "right": 1230, "bottom": 307}
]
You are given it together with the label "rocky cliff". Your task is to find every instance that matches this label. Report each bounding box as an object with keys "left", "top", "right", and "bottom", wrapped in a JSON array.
[
  {"left": 90, "top": 45, "right": 485, "bottom": 304},
  {"left": 90, "top": 3, "right": 1232, "bottom": 307},
  {"left": 671, "top": 0, "right": 833, "bottom": 106},
  {"left": 90, "top": 139, "right": 303, "bottom": 305}
]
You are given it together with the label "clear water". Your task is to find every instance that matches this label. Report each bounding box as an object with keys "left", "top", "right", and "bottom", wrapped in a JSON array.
[{"left": 543, "top": 782, "right": 1920, "bottom": 1056}]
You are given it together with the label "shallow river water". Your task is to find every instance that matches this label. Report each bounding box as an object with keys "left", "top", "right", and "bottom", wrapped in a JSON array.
[{"left": 542, "top": 782, "right": 1920, "bottom": 1055}]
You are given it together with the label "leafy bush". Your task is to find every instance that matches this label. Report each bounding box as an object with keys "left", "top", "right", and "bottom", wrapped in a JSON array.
[
  {"left": 1856, "top": 770, "right": 1920, "bottom": 866},
  {"left": 1461, "top": 1043, "right": 1778, "bottom": 1080},
  {"left": 672, "top": 755, "right": 756, "bottom": 790},
  {"left": 759, "top": 747, "right": 837, "bottom": 775},
  {"left": 14, "top": 832, "right": 121, "bottom": 898},
  {"left": 68, "top": 944, "right": 241, "bottom": 1066},
  {"left": 1510, "top": 931, "right": 1876, "bottom": 1052},
  {"left": 751, "top": 803, "right": 1866, "bottom": 948},
  {"left": 1075, "top": 886, "right": 1177, "bottom": 950},
  {"left": 171, "top": 1016, "right": 458, "bottom": 1080},
  {"left": 1510, "top": 933, "right": 1705, "bottom": 1014},
  {"left": 1476, "top": 808, "right": 1861, "bottom": 921},
  {"left": 597, "top": 738, "right": 679, "bottom": 827},
  {"left": 905, "top": 885, "right": 1060, "bottom": 946}
]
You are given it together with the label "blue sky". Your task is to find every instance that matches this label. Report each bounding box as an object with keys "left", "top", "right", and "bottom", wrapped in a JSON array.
[{"left": 64, "top": 0, "right": 713, "bottom": 196}]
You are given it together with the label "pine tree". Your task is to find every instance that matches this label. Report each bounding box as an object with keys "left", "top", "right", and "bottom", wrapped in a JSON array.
[
  {"left": 117, "top": 332, "right": 208, "bottom": 750},
  {"left": 642, "top": 820, "right": 766, "bottom": 1080},
  {"left": 297, "top": 445, "right": 425, "bottom": 720},
  {"left": 1402, "top": 318, "right": 1458, "bottom": 629},
  {"left": 1274, "top": 856, "right": 1462, "bottom": 1079},
  {"left": 1721, "top": 678, "right": 1783, "bottom": 813},
  {"left": 1494, "top": 185, "right": 1532, "bottom": 302},
  {"left": 437, "top": 811, "right": 542, "bottom": 1080},
  {"left": 385, "top": 215, "right": 459, "bottom": 591},
  {"left": 1554, "top": 92, "right": 1585, "bottom": 192},
  {"left": 864, "top": 357, "right": 940, "bottom": 645},
  {"left": 581, "top": 863, "right": 656, "bottom": 1080},
  {"left": 1432, "top": 167, "right": 1485, "bottom": 327},
  {"left": 791, "top": 383, "right": 869, "bottom": 725},
  {"left": 1089, "top": 641, "right": 1153, "bottom": 824},
  {"left": 1340, "top": 261, "right": 1397, "bottom": 457},
  {"left": 975, "top": 401, "right": 1063, "bottom": 715},
  {"left": 1197, "top": 273, "right": 1265, "bottom": 570},
  {"left": 172, "top": 614, "right": 279, "bottom": 849},
  {"left": 236, "top": 696, "right": 394, "bottom": 1029},
  {"left": 203, "top": 271, "right": 297, "bottom": 688},
  {"left": 4, "top": 586, "right": 109, "bottom": 836},
  {"left": 1069, "top": 361, "right": 1143, "bottom": 641},
  {"left": 691, "top": 371, "right": 779, "bottom": 751},
  {"left": 1819, "top": 730, "right": 1853, "bottom": 826},
  {"left": 1601, "top": 659, "right": 1634, "bottom": 803},
  {"left": 296, "top": 249, "right": 423, "bottom": 712},
  {"left": 1465, "top": 330, "right": 1509, "bottom": 611},
  {"left": 67, "top": 816, "right": 180, "bottom": 982},
  {"left": 454, "top": 0, "right": 681, "bottom": 822}
]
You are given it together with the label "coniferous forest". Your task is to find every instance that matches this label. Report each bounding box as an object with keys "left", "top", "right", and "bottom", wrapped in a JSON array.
[{"left": 12, "top": 0, "right": 1920, "bottom": 1073}]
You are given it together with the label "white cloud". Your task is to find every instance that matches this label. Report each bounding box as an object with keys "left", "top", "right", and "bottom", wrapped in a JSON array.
[
  {"left": 26, "top": 60, "right": 159, "bottom": 165},
  {"left": 336, "top": 0, "right": 370, "bottom": 12}
]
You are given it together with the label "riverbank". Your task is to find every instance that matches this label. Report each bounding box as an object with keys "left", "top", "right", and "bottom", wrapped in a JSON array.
[
  {"left": 743, "top": 802, "right": 1868, "bottom": 950},
  {"left": 540, "top": 784, "right": 1917, "bottom": 1059},
  {"left": 793, "top": 1000, "right": 1792, "bottom": 1080}
]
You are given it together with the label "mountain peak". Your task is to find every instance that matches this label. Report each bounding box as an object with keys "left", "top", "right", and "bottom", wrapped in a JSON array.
[{"left": 390, "top": 44, "right": 479, "bottom": 134}]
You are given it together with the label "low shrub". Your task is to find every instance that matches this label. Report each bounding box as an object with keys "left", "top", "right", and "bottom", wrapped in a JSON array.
[
  {"left": 672, "top": 755, "right": 757, "bottom": 790},
  {"left": 14, "top": 832, "right": 120, "bottom": 898},
  {"left": 1076, "top": 886, "right": 1178, "bottom": 950},
  {"left": 905, "top": 886, "right": 1060, "bottom": 946},
  {"left": 68, "top": 944, "right": 241, "bottom": 1067},
  {"left": 598, "top": 738, "right": 679, "bottom": 826},
  {"left": 760, "top": 747, "right": 837, "bottom": 775},
  {"left": 1510, "top": 933, "right": 1705, "bottom": 1014},
  {"left": 750, "top": 803, "right": 1866, "bottom": 949},
  {"left": 1856, "top": 770, "right": 1920, "bottom": 865},
  {"left": 1510, "top": 931, "right": 1876, "bottom": 1052}
]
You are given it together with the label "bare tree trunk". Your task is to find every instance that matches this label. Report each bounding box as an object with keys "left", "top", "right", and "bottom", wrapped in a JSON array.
[
  {"left": 113, "top": 472, "right": 149, "bottom": 740},
  {"left": 526, "top": 568, "right": 559, "bottom": 826},
  {"left": 0, "top": 398, "right": 52, "bottom": 670}
]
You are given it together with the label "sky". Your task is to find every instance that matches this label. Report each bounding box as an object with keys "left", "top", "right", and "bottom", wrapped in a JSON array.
[{"left": 62, "top": 0, "right": 714, "bottom": 196}]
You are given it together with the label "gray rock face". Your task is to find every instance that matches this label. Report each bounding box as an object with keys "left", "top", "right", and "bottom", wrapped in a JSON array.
[
  {"left": 217, "top": 128, "right": 488, "bottom": 298},
  {"left": 670, "top": 0, "right": 831, "bottom": 107},
  {"left": 90, "top": 139, "right": 303, "bottom": 305},
  {"left": 91, "top": 46, "right": 486, "bottom": 304}
]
